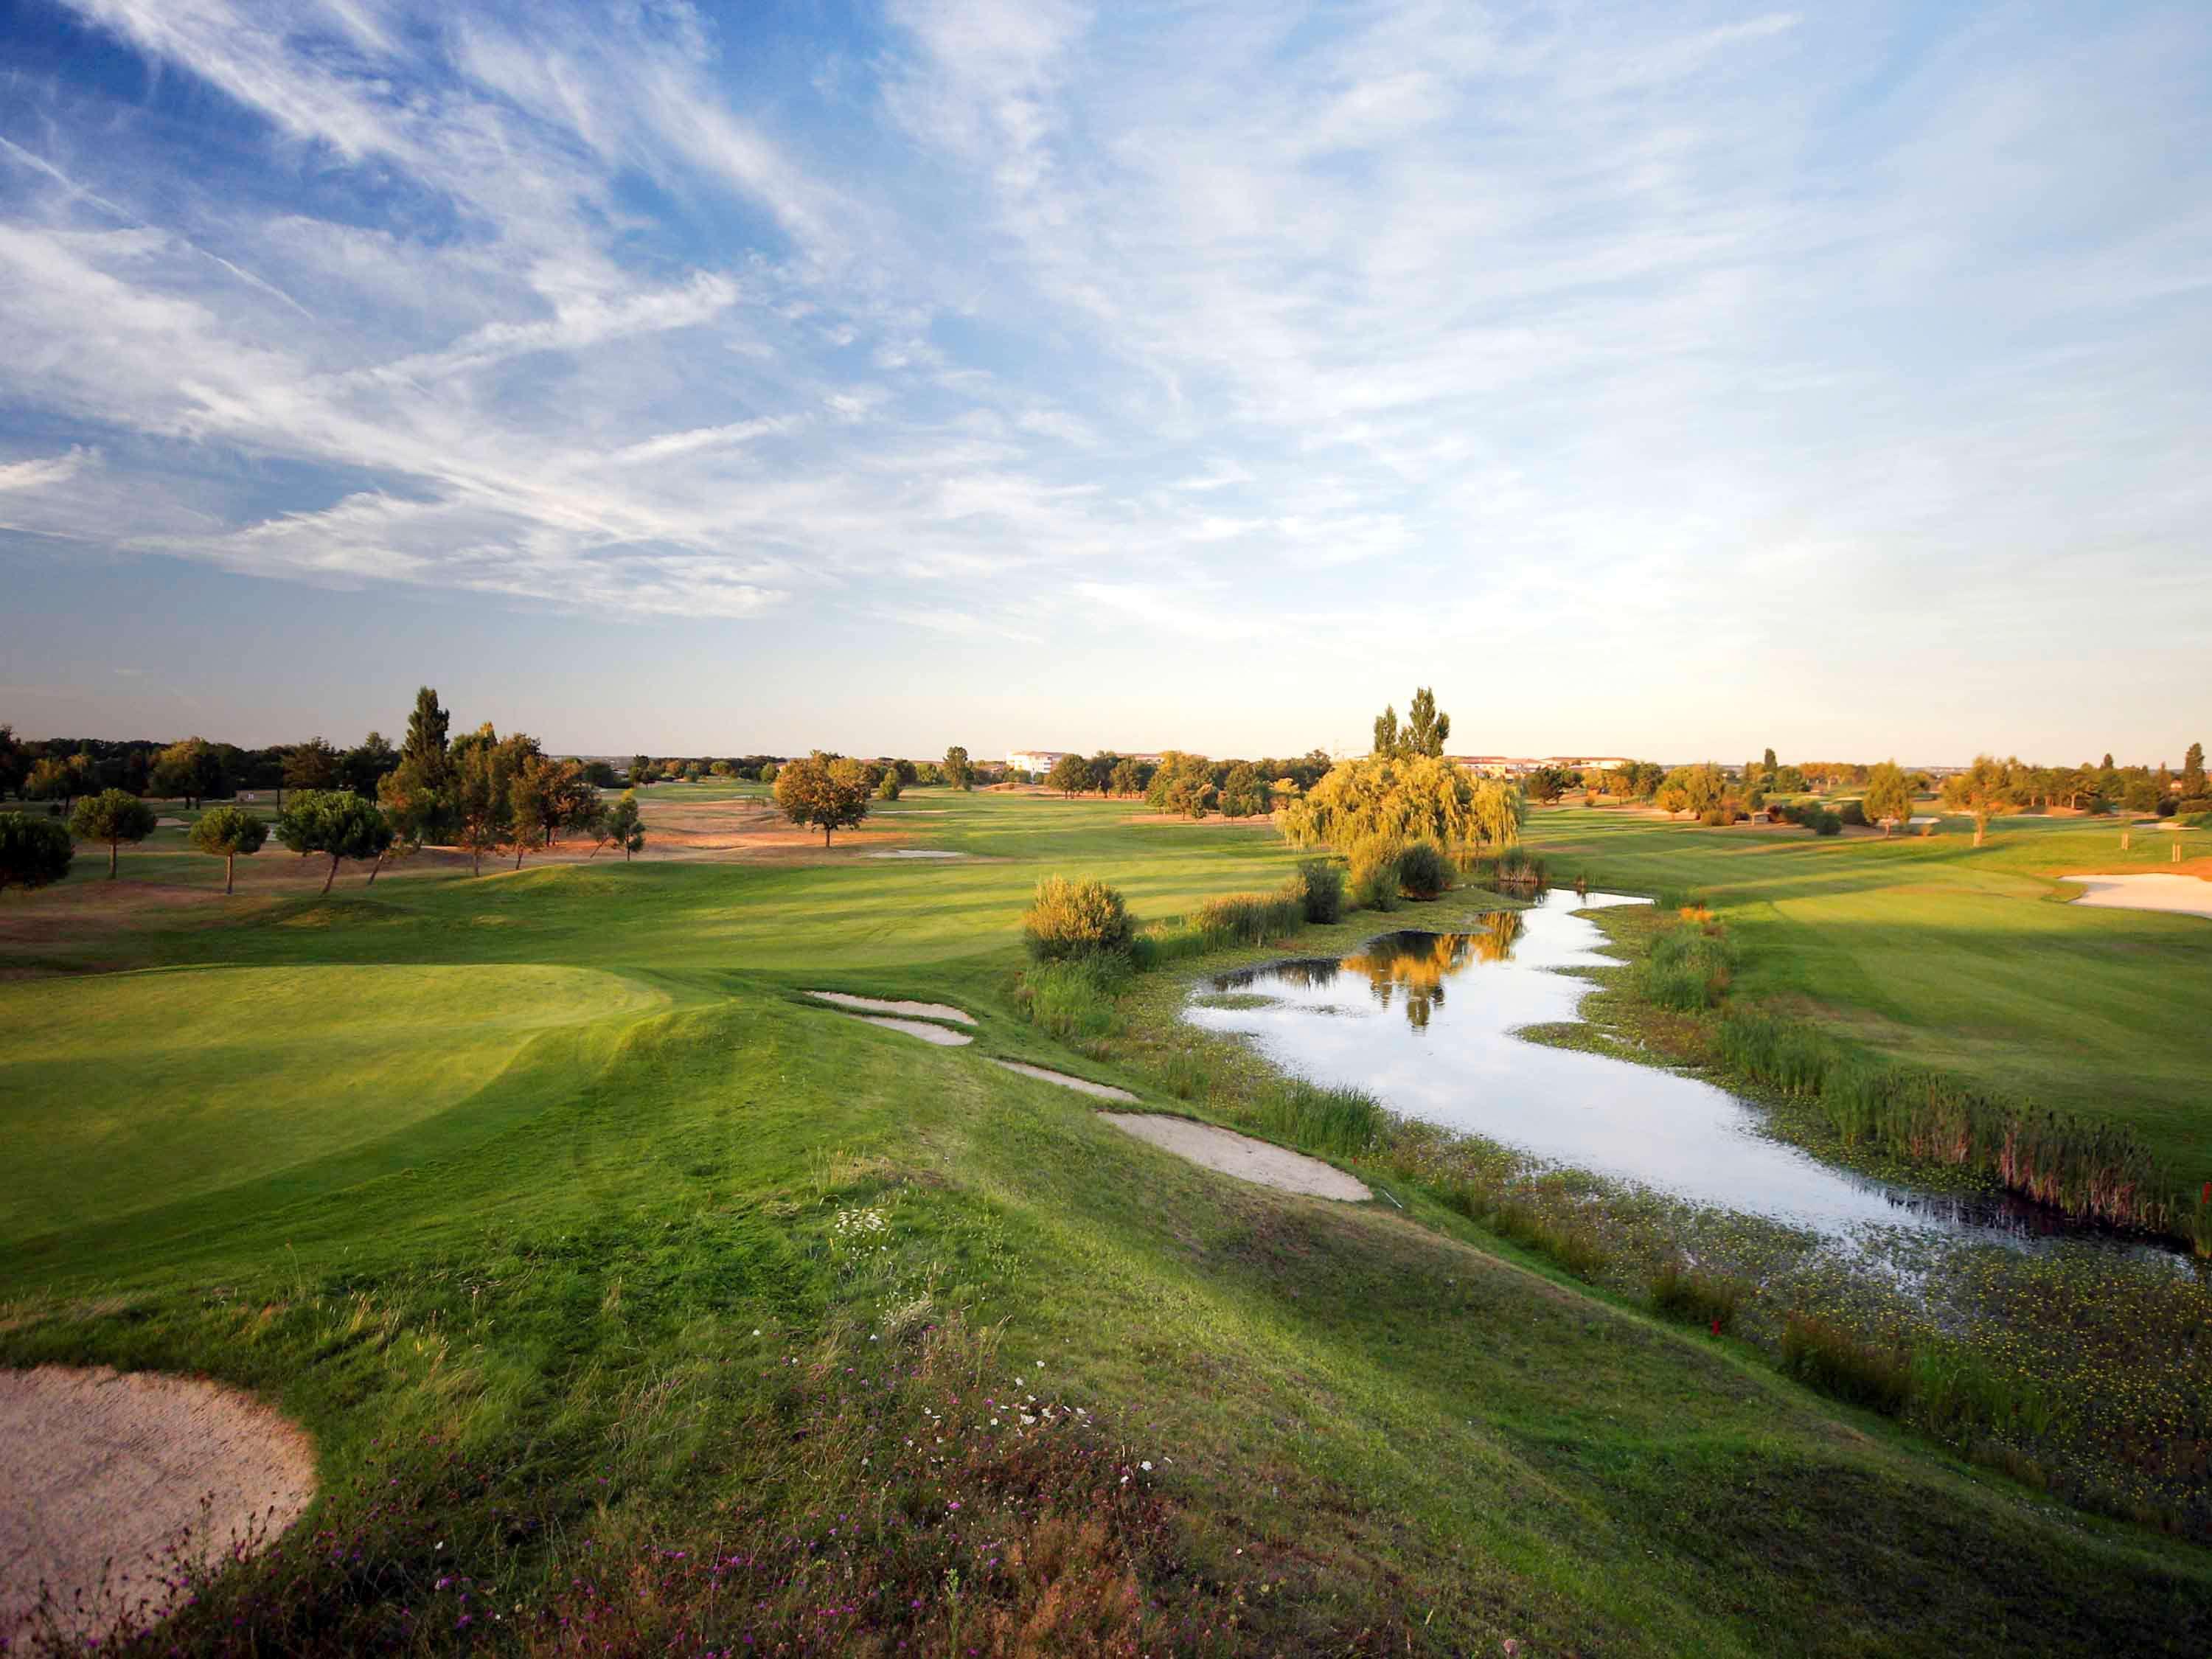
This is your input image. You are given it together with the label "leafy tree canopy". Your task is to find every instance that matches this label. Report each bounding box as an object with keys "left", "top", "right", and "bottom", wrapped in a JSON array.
[
  {"left": 1280, "top": 754, "right": 1522, "bottom": 866},
  {"left": 69, "top": 787, "right": 159, "bottom": 877},
  {"left": 0, "top": 811, "right": 73, "bottom": 894},
  {"left": 773, "top": 753, "right": 872, "bottom": 845}
]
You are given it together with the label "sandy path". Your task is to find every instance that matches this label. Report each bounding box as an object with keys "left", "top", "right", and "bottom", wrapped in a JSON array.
[
  {"left": 2060, "top": 873, "right": 2212, "bottom": 919},
  {"left": 1098, "top": 1113, "right": 1370, "bottom": 1200},
  {"left": 1, "top": 1366, "right": 316, "bottom": 1645},
  {"left": 991, "top": 1060, "right": 1138, "bottom": 1102},
  {"left": 810, "top": 991, "right": 975, "bottom": 1024},
  {"left": 844, "top": 1013, "right": 974, "bottom": 1046}
]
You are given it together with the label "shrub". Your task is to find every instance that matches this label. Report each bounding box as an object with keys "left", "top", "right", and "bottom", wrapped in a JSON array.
[
  {"left": 1809, "top": 809, "right": 1843, "bottom": 836},
  {"left": 2178, "top": 797, "right": 2212, "bottom": 816},
  {"left": 1349, "top": 849, "right": 1402, "bottom": 912},
  {"left": 1018, "top": 954, "right": 1130, "bottom": 1040},
  {"left": 1192, "top": 891, "right": 1301, "bottom": 948},
  {"left": 1023, "top": 876, "right": 1135, "bottom": 961},
  {"left": 1394, "top": 841, "right": 1454, "bottom": 900},
  {"left": 1649, "top": 1262, "right": 1750, "bottom": 1332},
  {"left": 1242, "top": 1079, "right": 1385, "bottom": 1158},
  {"left": 1697, "top": 807, "right": 1728, "bottom": 827},
  {"left": 1837, "top": 799, "right": 1868, "bottom": 827},
  {"left": 1287, "top": 858, "right": 1345, "bottom": 923},
  {"left": 1781, "top": 1314, "right": 1910, "bottom": 1414}
]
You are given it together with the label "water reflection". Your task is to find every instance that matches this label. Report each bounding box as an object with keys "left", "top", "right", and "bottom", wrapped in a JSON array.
[{"left": 1192, "top": 891, "right": 2169, "bottom": 1253}]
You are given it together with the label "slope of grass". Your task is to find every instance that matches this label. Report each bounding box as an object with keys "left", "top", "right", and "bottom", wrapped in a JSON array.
[{"left": 1, "top": 789, "right": 2208, "bottom": 1653}]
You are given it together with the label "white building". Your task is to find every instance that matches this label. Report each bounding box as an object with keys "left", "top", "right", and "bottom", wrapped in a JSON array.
[{"left": 1006, "top": 749, "right": 1074, "bottom": 776}]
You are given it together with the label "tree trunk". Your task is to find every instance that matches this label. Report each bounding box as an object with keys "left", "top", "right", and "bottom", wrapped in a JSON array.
[
  {"left": 472, "top": 847, "right": 481, "bottom": 877},
  {"left": 515, "top": 845, "right": 524, "bottom": 869},
  {"left": 824, "top": 825, "right": 832, "bottom": 846},
  {"left": 625, "top": 845, "right": 632, "bottom": 862},
  {"left": 321, "top": 853, "right": 339, "bottom": 894},
  {"left": 1973, "top": 818, "right": 1986, "bottom": 848},
  {"left": 366, "top": 852, "right": 384, "bottom": 886},
  {"left": 225, "top": 852, "right": 235, "bottom": 895},
  {"left": 108, "top": 841, "right": 119, "bottom": 877}
]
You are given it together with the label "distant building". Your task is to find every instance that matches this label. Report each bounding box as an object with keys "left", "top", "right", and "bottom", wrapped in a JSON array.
[{"left": 1007, "top": 749, "right": 1073, "bottom": 776}]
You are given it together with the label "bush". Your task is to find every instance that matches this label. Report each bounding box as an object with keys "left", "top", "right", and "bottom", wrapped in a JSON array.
[
  {"left": 1697, "top": 807, "right": 1728, "bottom": 827},
  {"left": 1394, "top": 841, "right": 1454, "bottom": 900},
  {"left": 1287, "top": 858, "right": 1345, "bottom": 923},
  {"left": 2154, "top": 796, "right": 2177, "bottom": 818},
  {"left": 2178, "top": 797, "right": 2212, "bottom": 816},
  {"left": 1018, "top": 954, "right": 1130, "bottom": 1040},
  {"left": 1810, "top": 809, "right": 1843, "bottom": 836},
  {"left": 1192, "top": 891, "right": 1301, "bottom": 948},
  {"left": 1781, "top": 1314, "right": 1910, "bottom": 1414},
  {"left": 1349, "top": 849, "right": 1402, "bottom": 912},
  {"left": 1023, "top": 876, "right": 1135, "bottom": 961},
  {"left": 1837, "top": 799, "right": 1868, "bottom": 827},
  {"left": 1632, "top": 925, "right": 1734, "bottom": 1010},
  {"left": 1649, "top": 1262, "right": 1750, "bottom": 1332}
]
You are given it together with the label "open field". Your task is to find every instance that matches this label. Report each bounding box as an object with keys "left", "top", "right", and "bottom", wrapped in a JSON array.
[
  {"left": 1519, "top": 807, "right": 2212, "bottom": 1177},
  {"left": 4, "top": 789, "right": 2211, "bottom": 1653}
]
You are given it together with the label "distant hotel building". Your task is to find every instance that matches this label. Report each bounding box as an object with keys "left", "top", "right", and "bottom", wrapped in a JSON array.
[
  {"left": 1450, "top": 755, "right": 1635, "bottom": 778},
  {"left": 1006, "top": 748, "right": 1184, "bottom": 774}
]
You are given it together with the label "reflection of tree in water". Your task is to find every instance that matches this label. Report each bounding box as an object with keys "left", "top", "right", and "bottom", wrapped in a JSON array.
[{"left": 1337, "top": 917, "right": 1524, "bottom": 1029}]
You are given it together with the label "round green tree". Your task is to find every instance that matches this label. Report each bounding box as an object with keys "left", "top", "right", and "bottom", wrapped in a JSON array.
[
  {"left": 0, "top": 811, "right": 74, "bottom": 894},
  {"left": 69, "top": 788, "right": 159, "bottom": 877},
  {"left": 189, "top": 804, "right": 269, "bottom": 894}
]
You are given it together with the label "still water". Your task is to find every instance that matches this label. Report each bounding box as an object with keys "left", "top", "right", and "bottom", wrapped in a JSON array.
[{"left": 1185, "top": 892, "right": 2132, "bottom": 1246}]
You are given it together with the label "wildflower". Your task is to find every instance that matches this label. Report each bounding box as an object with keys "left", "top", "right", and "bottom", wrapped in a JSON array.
[{"left": 1140, "top": 1461, "right": 1152, "bottom": 1471}]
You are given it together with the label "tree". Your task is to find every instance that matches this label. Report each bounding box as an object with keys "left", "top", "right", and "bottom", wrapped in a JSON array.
[
  {"left": 1655, "top": 779, "right": 1691, "bottom": 817},
  {"left": 277, "top": 789, "right": 396, "bottom": 893},
  {"left": 24, "top": 754, "right": 86, "bottom": 810},
  {"left": 629, "top": 754, "right": 653, "bottom": 785},
  {"left": 1403, "top": 688, "right": 1450, "bottom": 757},
  {"left": 151, "top": 736, "right": 225, "bottom": 808},
  {"left": 69, "top": 789, "right": 159, "bottom": 877},
  {"left": 189, "top": 804, "right": 268, "bottom": 894},
  {"left": 599, "top": 791, "right": 646, "bottom": 861},
  {"left": 1524, "top": 765, "right": 1574, "bottom": 804},
  {"left": 282, "top": 737, "right": 341, "bottom": 793},
  {"left": 0, "top": 811, "right": 73, "bottom": 894},
  {"left": 1045, "top": 753, "right": 1091, "bottom": 797},
  {"left": 341, "top": 731, "right": 400, "bottom": 799},
  {"left": 583, "top": 759, "right": 618, "bottom": 789},
  {"left": 773, "top": 753, "right": 872, "bottom": 845},
  {"left": 450, "top": 730, "right": 521, "bottom": 876},
  {"left": 1145, "top": 751, "right": 1215, "bottom": 818},
  {"left": 2185, "top": 741, "right": 2206, "bottom": 799},
  {"left": 0, "top": 726, "right": 28, "bottom": 799},
  {"left": 1863, "top": 759, "right": 1914, "bottom": 834},
  {"left": 403, "top": 688, "right": 451, "bottom": 785},
  {"left": 1658, "top": 763, "right": 1726, "bottom": 819},
  {"left": 1770, "top": 765, "right": 1808, "bottom": 794},
  {"left": 876, "top": 770, "right": 902, "bottom": 801},
  {"left": 1371, "top": 704, "right": 1399, "bottom": 759},
  {"left": 1941, "top": 754, "right": 2017, "bottom": 848},
  {"left": 1280, "top": 754, "right": 1523, "bottom": 869},
  {"left": 1219, "top": 762, "right": 1268, "bottom": 818},
  {"left": 1108, "top": 757, "right": 1152, "bottom": 798}
]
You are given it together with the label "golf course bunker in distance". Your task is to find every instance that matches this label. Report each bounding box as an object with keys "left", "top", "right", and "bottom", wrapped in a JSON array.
[
  {"left": 1, "top": 1366, "right": 316, "bottom": 1646},
  {"left": 808, "top": 991, "right": 976, "bottom": 1023},
  {"left": 990, "top": 1059, "right": 1138, "bottom": 1101},
  {"left": 844, "top": 1013, "right": 973, "bottom": 1046},
  {"left": 2061, "top": 873, "right": 2212, "bottom": 919},
  {"left": 1099, "top": 1113, "right": 1371, "bottom": 1201}
]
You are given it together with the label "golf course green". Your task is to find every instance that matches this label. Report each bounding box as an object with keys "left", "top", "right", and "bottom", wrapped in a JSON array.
[{"left": 2, "top": 787, "right": 2208, "bottom": 1655}]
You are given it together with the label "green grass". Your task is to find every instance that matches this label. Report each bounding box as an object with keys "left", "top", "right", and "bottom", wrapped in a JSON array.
[
  {"left": 1, "top": 789, "right": 2209, "bottom": 1653},
  {"left": 1523, "top": 807, "right": 2212, "bottom": 1180}
]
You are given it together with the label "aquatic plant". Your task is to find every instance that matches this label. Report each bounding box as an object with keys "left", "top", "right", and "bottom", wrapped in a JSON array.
[{"left": 1781, "top": 1314, "right": 1912, "bottom": 1414}]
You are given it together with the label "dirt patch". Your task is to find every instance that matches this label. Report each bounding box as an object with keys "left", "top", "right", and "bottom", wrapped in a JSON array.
[
  {"left": 843, "top": 1013, "right": 974, "bottom": 1046},
  {"left": 990, "top": 1060, "right": 1138, "bottom": 1101},
  {"left": 1097, "top": 1113, "right": 1370, "bottom": 1200},
  {"left": 0, "top": 1366, "right": 316, "bottom": 1645},
  {"left": 809, "top": 991, "right": 975, "bottom": 1025}
]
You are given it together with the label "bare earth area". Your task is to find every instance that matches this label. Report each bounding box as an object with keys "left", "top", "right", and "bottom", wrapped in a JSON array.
[
  {"left": 2062, "top": 872, "right": 2212, "bottom": 919},
  {"left": 990, "top": 1060, "right": 1138, "bottom": 1102},
  {"left": 0, "top": 1366, "right": 316, "bottom": 1646},
  {"left": 808, "top": 991, "right": 975, "bottom": 1024},
  {"left": 1098, "top": 1113, "right": 1371, "bottom": 1200}
]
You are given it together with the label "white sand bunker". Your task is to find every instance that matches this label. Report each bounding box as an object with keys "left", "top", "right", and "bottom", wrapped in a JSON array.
[
  {"left": 991, "top": 1060, "right": 1138, "bottom": 1102},
  {"left": 866, "top": 849, "right": 963, "bottom": 858},
  {"left": 1, "top": 1366, "right": 316, "bottom": 1645},
  {"left": 845, "top": 1014, "right": 973, "bottom": 1046},
  {"left": 2062, "top": 873, "right": 2212, "bottom": 919},
  {"left": 1099, "top": 1113, "right": 1370, "bottom": 1201},
  {"left": 810, "top": 991, "right": 975, "bottom": 1024}
]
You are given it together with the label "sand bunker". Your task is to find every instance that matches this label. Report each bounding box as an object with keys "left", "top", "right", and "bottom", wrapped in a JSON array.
[
  {"left": 1, "top": 1366, "right": 316, "bottom": 1645},
  {"left": 991, "top": 1060, "right": 1138, "bottom": 1102},
  {"left": 2061, "top": 873, "right": 2212, "bottom": 919},
  {"left": 1098, "top": 1113, "right": 1370, "bottom": 1200},
  {"left": 844, "top": 1014, "right": 974, "bottom": 1046},
  {"left": 865, "top": 849, "right": 963, "bottom": 859},
  {"left": 810, "top": 991, "right": 975, "bottom": 1024}
]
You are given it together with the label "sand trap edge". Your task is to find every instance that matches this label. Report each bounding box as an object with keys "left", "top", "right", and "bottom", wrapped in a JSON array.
[
  {"left": 841, "top": 1012, "right": 974, "bottom": 1046},
  {"left": 1098, "top": 1113, "right": 1370, "bottom": 1201},
  {"left": 808, "top": 990, "right": 976, "bottom": 1024},
  {"left": 990, "top": 1059, "right": 1138, "bottom": 1102},
  {"left": 1, "top": 1365, "right": 317, "bottom": 1646}
]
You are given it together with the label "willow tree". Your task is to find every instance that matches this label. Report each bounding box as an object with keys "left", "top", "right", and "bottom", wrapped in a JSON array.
[{"left": 1279, "top": 754, "right": 1523, "bottom": 882}]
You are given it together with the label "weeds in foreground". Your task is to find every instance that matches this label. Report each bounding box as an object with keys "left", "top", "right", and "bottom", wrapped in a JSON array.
[
  {"left": 1648, "top": 1261, "right": 1750, "bottom": 1332},
  {"left": 1781, "top": 1314, "right": 1912, "bottom": 1414}
]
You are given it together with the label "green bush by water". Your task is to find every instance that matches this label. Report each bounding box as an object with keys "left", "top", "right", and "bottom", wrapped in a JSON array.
[
  {"left": 1022, "top": 875, "right": 1135, "bottom": 961},
  {"left": 1287, "top": 858, "right": 1346, "bottom": 923},
  {"left": 1191, "top": 890, "right": 1303, "bottom": 948},
  {"left": 1395, "top": 841, "right": 1455, "bottom": 900},
  {"left": 1632, "top": 924, "right": 1734, "bottom": 1010}
]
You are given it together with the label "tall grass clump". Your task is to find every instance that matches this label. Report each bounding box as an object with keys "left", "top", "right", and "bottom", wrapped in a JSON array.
[
  {"left": 1717, "top": 1009, "right": 1837, "bottom": 1096},
  {"left": 1648, "top": 1261, "right": 1750, "bottom": 1332},
  {"left": 1781, "top": 1314, "right": 1911, "bottom": 1414},
  {"left": 1128, "top": 920, "right": 1209, "bottom": 970},
  {"left": 1243, "top": 1078, "right": 1386, "bottom": 1158},
  {"left": 1287, "top": 858, "right": 1346, "bottom": 923},
  {"left": 1631, "top": 925, "right": 1735, "bottom": 1010},
  {"left": 1349, "top": 848, "right": 1402, "bottom": 912},
  {"left": 1394, "top": 841, "right": 1455, "bottom": 900},
  {"left": 1023, "top": 876, "right": 1135, "bottom": 961},
  {"left": 1018, "top": 954, "right": 1130, "bottom": 1041},
  {"left": 1468, "top": 847, "right": 1548, "bottom": 890},
  {"left": 1192, "top": 890, "right": 1302, "bottom": 948}
]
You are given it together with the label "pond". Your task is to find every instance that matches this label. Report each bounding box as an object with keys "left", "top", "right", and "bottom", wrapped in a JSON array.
[{"left": 1184, "top": 892, "right": 2156, "bottom": 1249}]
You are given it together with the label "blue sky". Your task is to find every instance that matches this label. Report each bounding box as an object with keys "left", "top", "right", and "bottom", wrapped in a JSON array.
[{"left": 1, "top": 0, "right": 2206, "bottom": 763}]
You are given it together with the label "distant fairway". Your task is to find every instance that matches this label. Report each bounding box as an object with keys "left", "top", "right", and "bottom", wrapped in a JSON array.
[{"left": 0, "top": 964, "right": 666, "bottom": 1239}]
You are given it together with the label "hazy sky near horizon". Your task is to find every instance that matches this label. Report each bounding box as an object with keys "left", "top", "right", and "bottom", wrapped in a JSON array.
[{"left": 1, "top": 0, "right": 2207, "bottom": 765}]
